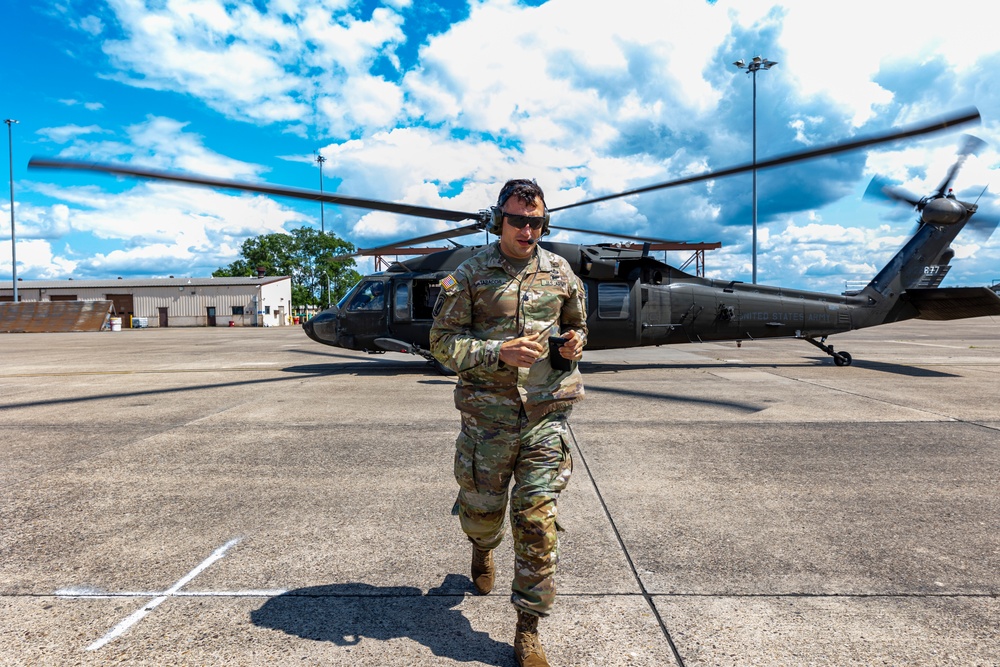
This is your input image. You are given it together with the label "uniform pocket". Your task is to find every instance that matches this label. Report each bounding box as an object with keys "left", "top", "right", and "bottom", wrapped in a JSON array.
[
  {"left": 552, "top": 431, "right": 573, "bottom": 493},
  {"left": 518, "top": 417, "right": 574, "bottom": 495},
  {"left": 454, "top": 430, "right": 478, "bottom": 493}
]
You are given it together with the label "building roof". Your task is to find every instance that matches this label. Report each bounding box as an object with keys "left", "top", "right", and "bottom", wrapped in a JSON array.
[{"left": 1, "top": 276, "right": 290, "bottom": 290}]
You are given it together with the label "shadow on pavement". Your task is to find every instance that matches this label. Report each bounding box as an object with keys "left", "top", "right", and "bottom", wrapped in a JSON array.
[
  {"left": 585, "top": 384, "right": 764, "bottom": 412},
  {"left": 582, "top": 357, "right": 960, "bottom": 377},
  {"left": 281, "top": 361, "right": 437, "bottom": 376},
  {"left": 250, "top": 574, "right": 512, "bottom": 665}
]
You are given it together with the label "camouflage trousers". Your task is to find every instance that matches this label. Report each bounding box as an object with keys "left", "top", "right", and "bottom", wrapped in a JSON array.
[{"left": 453, "top": 408, "right": 573, "bottom": 617}]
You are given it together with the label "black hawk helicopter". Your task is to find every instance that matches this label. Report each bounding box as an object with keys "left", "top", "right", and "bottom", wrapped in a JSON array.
[{"left": 30, "top": 109, "right": 1000, "bottom": 369}]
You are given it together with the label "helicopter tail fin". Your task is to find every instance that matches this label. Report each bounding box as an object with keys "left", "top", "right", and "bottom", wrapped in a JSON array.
[{"left": 902, "top": 286, "right": 1000, "bottom": 320}]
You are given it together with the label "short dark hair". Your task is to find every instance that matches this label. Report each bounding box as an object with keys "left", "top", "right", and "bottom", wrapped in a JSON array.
[
  {"left": 497, "top": 179, "right": 545, "bottom": 210},
  {"left": 490, "top": 179, "right": 549, "bottom": 235}
]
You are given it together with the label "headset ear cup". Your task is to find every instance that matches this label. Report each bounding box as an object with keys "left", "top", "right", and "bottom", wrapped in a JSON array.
[{"left": 489, "top": 206, "right": 502, "bottom": 234}]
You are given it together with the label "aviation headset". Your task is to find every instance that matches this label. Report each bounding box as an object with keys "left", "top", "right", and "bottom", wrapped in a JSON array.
[{"left": 488, "top": 179, "right": 550, "bottom": 236}]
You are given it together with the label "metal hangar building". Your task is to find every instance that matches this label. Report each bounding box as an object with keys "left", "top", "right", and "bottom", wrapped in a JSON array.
[{"left": 0, "top": 276, "right": 293, "bottom": 328}]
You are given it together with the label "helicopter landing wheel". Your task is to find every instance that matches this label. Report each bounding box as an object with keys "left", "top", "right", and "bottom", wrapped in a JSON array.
[{"left": 804, "top": 336, "right": 854, "bottom": 367}]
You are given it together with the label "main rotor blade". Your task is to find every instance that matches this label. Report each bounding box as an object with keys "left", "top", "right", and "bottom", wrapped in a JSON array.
[
  {"left": 27, "top": 157, "right": 481, "bottom": 223},
  {"left": 345, "top": 221, "right": 487, "bottom": 258},
  {"left": 551, "top": 108, "right": 981, "bottom": 213},
  {"left": 548, "top": 224, "right": 682, "bottom": 245}
]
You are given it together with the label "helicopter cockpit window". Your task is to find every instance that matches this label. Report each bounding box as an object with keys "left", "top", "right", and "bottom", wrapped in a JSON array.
[
  {"left": 347, "top": 281, "right": 386, "bottom": 312},
  {"left": 394, "top": 283, "right": 410, "bottom": 321},
  {"left": 597, "top": 283, "right": 630, "bottom": 320}
]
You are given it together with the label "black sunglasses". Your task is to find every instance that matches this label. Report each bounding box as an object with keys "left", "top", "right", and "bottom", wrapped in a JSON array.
[{"left": 503, "top": 212, "right": 549, "bottom": 230}]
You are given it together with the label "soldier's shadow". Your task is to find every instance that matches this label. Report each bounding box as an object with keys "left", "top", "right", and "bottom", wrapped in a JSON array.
[{"left": 250, "top": 573, "right": 511, "bottom": 665}]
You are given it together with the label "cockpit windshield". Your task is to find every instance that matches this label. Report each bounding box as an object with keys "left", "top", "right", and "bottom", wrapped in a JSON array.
[
  {"left": 337, "top": 281, "right": 362, "bottom": 309},
  {"left": 345, "top": 280, "right": 386, "bottom": 312}
]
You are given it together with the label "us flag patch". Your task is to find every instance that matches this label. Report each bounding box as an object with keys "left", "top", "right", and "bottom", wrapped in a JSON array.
[{"left": 440, "top": 274, "right": 458, "bottom": 290}]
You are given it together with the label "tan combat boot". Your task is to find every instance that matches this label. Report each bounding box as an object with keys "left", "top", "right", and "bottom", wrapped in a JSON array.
[
  {"left": 471, "top": 545, "right": 494, "bottom": 595},
  {"left": 514, "top": 609, "right": 549, "bottom": 667}
]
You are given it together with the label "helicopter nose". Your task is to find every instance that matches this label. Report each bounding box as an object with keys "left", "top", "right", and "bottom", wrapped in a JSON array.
[{"left": 302, "top": 307, "right": 340, "bottom": 346}]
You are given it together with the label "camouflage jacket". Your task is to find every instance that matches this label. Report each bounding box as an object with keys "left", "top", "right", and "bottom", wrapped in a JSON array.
[{"left": 430, "top": 242, "right": 587, "bottom": 424}]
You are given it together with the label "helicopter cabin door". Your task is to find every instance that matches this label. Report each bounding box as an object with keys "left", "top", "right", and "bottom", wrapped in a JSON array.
[
  {"left": 583, "top": 279, "right": 640, "bottom": 349},
  {"left": 388, "top": 278, "right": 441, "bottom": 349},
  {"left": 638, "top": 283, "right": 674, "bottom": 346}
]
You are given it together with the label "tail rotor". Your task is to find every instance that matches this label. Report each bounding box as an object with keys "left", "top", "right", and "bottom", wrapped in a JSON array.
[{"left": 864, "top": 135, "right": 989, "bottom": 232}]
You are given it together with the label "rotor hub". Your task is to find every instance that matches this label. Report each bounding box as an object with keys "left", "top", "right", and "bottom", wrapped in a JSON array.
[{"left": 921, "top": 196, "right": 970, "bottom": 226}]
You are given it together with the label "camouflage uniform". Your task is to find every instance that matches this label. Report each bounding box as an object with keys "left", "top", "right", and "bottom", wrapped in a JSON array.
[{"left": 430, "top": 241, "right": 587, "bottom": 617}]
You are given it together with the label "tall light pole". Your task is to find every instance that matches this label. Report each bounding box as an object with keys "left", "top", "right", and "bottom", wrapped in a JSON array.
[
  {"left": 4, "top": 119, "right": 18, "bottom": 302},
  {"left": 733, "top": 56, "right": 777, "bottom": 284},
  {"left": 315, "top": 152, "right": 329, "bottom": 307},
  {"left": 315, "top": 153, "right": 326, "bottom": 234}
]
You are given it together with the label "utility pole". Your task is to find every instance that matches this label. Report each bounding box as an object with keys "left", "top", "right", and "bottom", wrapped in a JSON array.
[
  {"left": 315, "top": 153, "right": 329, "bottom": 307},
  {"left": 732, "top": 56, "right": 777, "bottom": 284},
  {"left": 5, "top": 119, "right": 18, "bottom": 302}
]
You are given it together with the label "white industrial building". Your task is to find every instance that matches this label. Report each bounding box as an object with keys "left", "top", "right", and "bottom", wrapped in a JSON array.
[{"left": 0, "top": 276, "right": 293, "bottom": 328}]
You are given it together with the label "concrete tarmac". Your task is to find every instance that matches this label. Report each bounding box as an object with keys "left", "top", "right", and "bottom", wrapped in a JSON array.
[{"left": 1, "top": 318, "right": 998, "bottom": 666}]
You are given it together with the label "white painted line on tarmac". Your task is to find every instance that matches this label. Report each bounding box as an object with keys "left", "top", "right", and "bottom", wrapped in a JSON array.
[
  {"left": 56, "top": 588, "right": 158, "bottom": 598},
  {"left": 891, "top": 340, "right": 967, "bottom": 349},
  {"left": 85, "top": 537, "right": 242, "bottom": 652},
  {"left": 58, "top": 589, "right": 288, "bottom": 599},
  {"left": 176, "top": 589, "right": 288, "bottom": 597}
]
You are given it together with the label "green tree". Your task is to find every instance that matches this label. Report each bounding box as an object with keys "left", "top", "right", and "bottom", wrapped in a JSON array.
[{"left": 214, "top": 227, "right": 361, "bottom": 308}]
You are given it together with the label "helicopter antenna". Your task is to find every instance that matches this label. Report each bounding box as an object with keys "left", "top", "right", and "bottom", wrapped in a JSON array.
[{"left": 973, "top": 184, "right": 989, "bottom": 206}]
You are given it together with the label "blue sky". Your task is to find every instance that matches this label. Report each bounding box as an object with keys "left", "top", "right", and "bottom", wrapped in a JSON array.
[{"left": 3, "top": 0, "right": 999, "bottom": 292}]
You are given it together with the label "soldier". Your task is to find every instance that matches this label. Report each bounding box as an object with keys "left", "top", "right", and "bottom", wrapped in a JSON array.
[{"left": 430, "top": 179, "right": 587, "bottom": 667}]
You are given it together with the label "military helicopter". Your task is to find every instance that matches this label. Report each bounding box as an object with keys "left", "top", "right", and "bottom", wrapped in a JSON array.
[{"left": 30, "top": 109, "right": 999, "bottom": 370}]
